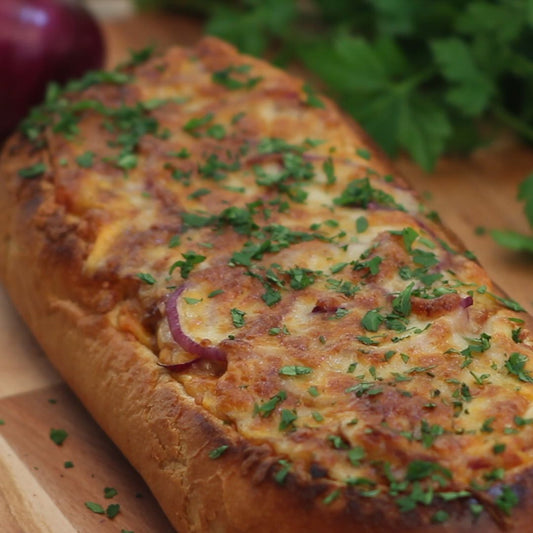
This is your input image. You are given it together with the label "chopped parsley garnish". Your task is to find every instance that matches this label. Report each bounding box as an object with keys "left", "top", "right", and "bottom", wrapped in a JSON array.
[
  {"left": 491, "top": 293, "right": 525, "bottom": 312},
  {"left": 122, "top": 44, "right": 154, "bottom": 67},
  {"left": 206, "top": 124, "right": 226, "bottom": 140},
  {"left": 353, "top": 255, "right": 382, "bottom": 276},
  {"left": 287, "top": 267, "right": 316, "bottom": 290},
  {"left": 181, "top": 213, "right": 212, "bottom": 228},
  {"left": 254, "top": 390, "right": 287, "bottom": 417},
  {"left": 279, "top": 409, "right": 298, "bottom": 431},
  {"left": 347, "top": 446, "right": 366, "bottom": 466},
  {"left": 361, "top": 309, "right": 384, "bottom": 332},
  {"left": 64, "top": 461, "right": 74, "bottom": 468},
  {"left": 302, "top": 82, "right": 325, "bottom": 108},
  {"left": 230, "top": 308, "right": 246, "bottom": 328},
  {"left": 356, "top": 216, "right": 368, "bottom": 233},
  {"left": 505, "top": 352, "right": 533, "bottom": 383},
  {"left": 262, "top": 285, "right": 282, "bottom": 306},
  {"left": 104, "top": 487, "right": 118, "bottom": 499},
  {"left": 76, "top": 150, "right": 95, "bottom": 168},
  {"left": 169, "top": 251, "right": 206, "bottom": 279},
  {"left": 274, "top": 459, "right": 291, "bottom": 484},
  {"left": 231, "top": 111, "right": 246, "bottom": 124},
  {"left": 495, "top": 486, "right": 519, "bottom": 516},
  {"left": 312, "top": 411, "right": 324, "bottom": 422},
  {"left": 392, "top": 282, "right": 415, "bottom": 317},
  {"left": 279, "top": 365, "right": 313, "bottom": 376},
  {"left": 356, "top": 147, "right": 372, "bottom": 160},
  {"left": 323, "top": 489, "right": 341, "bottom": 505},
  {"left": 334, "top": 177, "right": 402, "bottom": 210},
  {"left": 493, "top": 443, "right": 506, "bottom": 454},
  {"left": 198, "top": 153, "right": 241, "bottom": 181},
  {"left": 459, "top": 333, "right": 491, "bottom": 367},
  {"left": 512, "top": 327, "right": 523, "bottom": 343},
  {"left": 85, "top": 501, "right": 105, "bottom": 514},
  {"left": 137, "top": 272, "right": 156, "bottom": 285},
  {"left": 357, "top": 335, "right": 380, "bottom": 346},
  {"left": 333, "top": 308, "right": 350, "bottom": 319},
  {"left": 168, "top": 235, "right": 181, "bottom": 248},
  {"left": 50, "top": 428, "right": 68, "bottom": 445},
  {"left": 18, "top": 162, "right": 46, "bottom": 179},
  {"left": 212, "top": 64, "right": 263, "bottom": 90},
  {"left": 168, "top": 148, "right": 191, "bottom": 159},
  {"left": 328, "top": 435, "right": 349, "bottom": 449},
  {"left": 431, "top": 510, "right": 449, "bottom": 524},
  {"left": 208, "top": 289, "right": 224, "bottom": 298},
  {"left": 188, "top": 188, "right": 211, "bottom": 199},
  {"left": 322, "top": 157, "right": 336, "bottom": 184},
  {"left": 405, "top": 459, "right": 451, "bottom": 482},
  {"left": 106, "top": 503, "right": 121, "bottom": 519},
  {"left": 183, "top": 112, "right": 214, "bottom": 136},
  {"left": 481, "top": 417, "right": 496, "bottom": 433},
  {"left": 209, "top": 445, "right": 229, "bottom": 459},
  {"left": 346, "top": 382, "right": 383, "bottom": 397},
  {"left": 184, "top": 297, "right": 202, "bottom": 305},
  {"left": 514, "top": 415, "right": 533, "bottom": 426}
]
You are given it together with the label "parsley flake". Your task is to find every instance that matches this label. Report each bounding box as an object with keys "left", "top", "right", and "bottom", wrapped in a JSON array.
[
  {"left": 137, "top": 272, "right": 156, "bottom": 285},
  {"left": 209, "top": 445, "right": 229, "bottom": 459},
  {"left": 505, "top": 352, "right": 533, "bottom": 383},
  {"left": 231, "top": 308, "right": 246, "bottom": 328},
  {"left": 303, "top": 82, "right": 325, "bottom": 108},
  {"left": 85, "top": 501, "right": 105, "bottom": 514},
  {"left": 169, "top": 251, "right": 206, "bottom": 279},
  {"left": 50, "top": 428, "right": 68, "bottom": 446},
  {"left": 104, "top": 487, "right": 118, "bottom": 499},
  {"left": 18, "top": 162, "right": 46, "bottom": 179},
  {"left": 106, "top": 503, "right": 121, "bottom": 519},
  {"left": 279, "top": 365, "right": 313, "bottom": 376},
  {"left": 254, "top": 390, "right": 287, "bottom": 417},
  {"left": 76, "top": 151, "right": 95, "bottom": 168}
]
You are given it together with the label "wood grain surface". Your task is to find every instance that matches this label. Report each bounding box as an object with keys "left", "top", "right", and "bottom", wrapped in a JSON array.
[{"left": 0, "top": 12, "right": 532, "bottom": 533}]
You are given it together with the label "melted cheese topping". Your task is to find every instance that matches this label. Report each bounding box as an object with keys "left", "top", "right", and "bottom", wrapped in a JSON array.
[{"left": 29, "top": 38, "right": 533, "bottom": 522}]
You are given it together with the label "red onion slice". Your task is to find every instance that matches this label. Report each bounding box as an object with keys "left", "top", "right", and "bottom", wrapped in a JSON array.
[
  {"left": 461, "top": 295, "right": 474, "bottom": 308},
  {"left": 165, "top": 285, "right": 226, "bottom": 365},
  {"left": 157, "top": 360, "right": 197, "bottom": 372}
]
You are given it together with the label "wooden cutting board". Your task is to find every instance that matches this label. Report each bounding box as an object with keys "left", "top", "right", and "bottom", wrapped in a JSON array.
[{"left": 1, "top": 13, "right": 532, "bottom": 533}]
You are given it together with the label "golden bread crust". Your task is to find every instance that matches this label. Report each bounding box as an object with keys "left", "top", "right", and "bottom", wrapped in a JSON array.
[{"left": 1, "top": 37, "right": 533, "bottom": 532}]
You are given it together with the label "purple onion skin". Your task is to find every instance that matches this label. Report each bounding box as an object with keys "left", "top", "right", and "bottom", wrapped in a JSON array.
[
  {"left": 0, "top": 0, "right": 105, "bottom": 141},
  {"left": 166, "top": 286, "right": 227, "bottom": 364}
]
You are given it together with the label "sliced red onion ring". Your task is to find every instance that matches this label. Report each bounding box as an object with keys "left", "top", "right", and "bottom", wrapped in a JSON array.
[
  {"left": 461, "top": 295, "right": 474, "bottom": 308},
  {"left": 157, "top": 360, "right": 197, "bottom": 372},
  {"left": 165, "top": 285, "right": 226, "bottom": 368}
]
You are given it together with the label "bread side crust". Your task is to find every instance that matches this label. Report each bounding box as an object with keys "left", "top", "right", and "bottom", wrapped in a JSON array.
[
  {"left": 1, "top": 38, "right": 533, "bottom": 533},
  {"left": 0, "top": 166, "right": 508, "bottom": 533}
]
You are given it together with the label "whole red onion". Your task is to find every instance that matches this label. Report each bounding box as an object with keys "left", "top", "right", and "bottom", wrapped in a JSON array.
[{"left": 0, "top": 0, "right": 105, "bottom": 141}]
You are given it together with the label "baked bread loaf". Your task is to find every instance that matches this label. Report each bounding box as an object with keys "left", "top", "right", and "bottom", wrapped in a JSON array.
[{"left": 1, "top": 37, "right": 533, "bottom": 532}]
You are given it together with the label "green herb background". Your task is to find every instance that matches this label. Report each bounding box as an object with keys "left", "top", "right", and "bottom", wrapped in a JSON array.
[{"left": 134, "top": 0, "right": 533, "bottom": 252}]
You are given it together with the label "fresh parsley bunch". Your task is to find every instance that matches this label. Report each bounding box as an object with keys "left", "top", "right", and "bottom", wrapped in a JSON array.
[{"left": 136, "top": 0, "right": 533, "bottom": 250}]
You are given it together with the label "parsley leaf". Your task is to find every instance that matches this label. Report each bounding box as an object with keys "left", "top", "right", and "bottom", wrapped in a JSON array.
[
  {"left": 18, "top": 162, "right": 46, "bottom": 179},
  {"left": 106, "top": 503, "right": 121, "bottom": 519},
  {"left": 169, "top": 251, "right": 206, "bottom": 279},
  {"left": 231, "top": 308, "right": 246, "bottom": 328},
  {"left": 85, "top": 501, "right": 105, "bottom": 514},
  {"left": 492, "top": 173, "right": 533, "bottom": 254},
  {"left": 505, "top": 352, "right": 533, "bottom": 383},
  {"left": 279, "top": 365, "right": 313, "bottom": 376},
  {"left": 50, "top": 428, "right": 68, "bottom": 446},
  {"left": 209, "top": 445, "right": 229, "bottom": 459}
]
